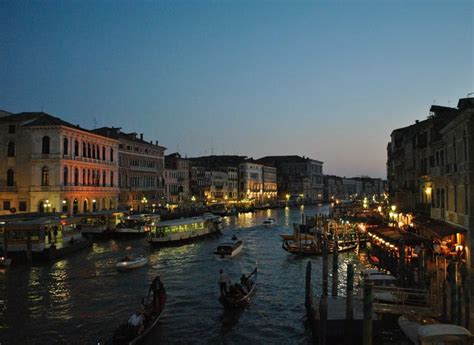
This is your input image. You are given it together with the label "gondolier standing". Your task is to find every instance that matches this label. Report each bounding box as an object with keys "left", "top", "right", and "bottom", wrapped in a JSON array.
[
  {"left": 149, "top": 276, "right": 166, "bottom": 312},
  {"left": 219, "top": 269, "right": 230, "bottom": 296}
]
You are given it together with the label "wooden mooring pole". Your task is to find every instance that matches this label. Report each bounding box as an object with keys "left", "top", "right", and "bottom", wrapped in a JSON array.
[
  {"left": 457, "top": 285, "right": 463, "bottom": 326},
  {"left": 363, "top": 280, "right": 373, "bottom": 345},
  {"left": 448, "top": 263, "right": 458, "bottom": 324},
  {"left": 331, "top": 235, "right": 339, "bottom": 297},
  {"left": 305, "top": 261, "right": 312, "bottom": 312},
  {"left": 26, "top": 231, "right": 32, "bottom": 263},
  {"left": 346, "top": 263, "right": 354, "bottom": 320},
  {"left": 319, "top": 295, "right": 328, "bottom": 345},
  {"left": 322, "top": 241, "right": 328, "bottom": 297},
  {"left": 442, "top": 280, "right": 448, "bottom": 322}
]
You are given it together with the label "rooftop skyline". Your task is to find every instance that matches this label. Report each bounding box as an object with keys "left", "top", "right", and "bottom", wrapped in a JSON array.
[{"left": 1, "top": 0, "right": 472, "bottom": 178}]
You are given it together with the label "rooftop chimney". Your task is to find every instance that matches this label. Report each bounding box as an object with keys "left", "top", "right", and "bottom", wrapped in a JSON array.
[
  {"left": 140, "top": 133, "right": 143, "bottom": 140},
  {"left": 155, "top": 140, "right": 159, "bottom": 146}
]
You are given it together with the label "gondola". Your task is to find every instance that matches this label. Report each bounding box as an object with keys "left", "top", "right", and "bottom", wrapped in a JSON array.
[
  {"left": 282, "top": 239, "right": 357, "bottom": 256},
  {"left": 106, "top": 277, "right": 167, "bottom": 345},
  {"left": 219, "top": 268, "right": 257, "bottom": 308}
]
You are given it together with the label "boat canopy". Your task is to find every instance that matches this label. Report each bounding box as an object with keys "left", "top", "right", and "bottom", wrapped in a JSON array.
[{"left": 418, "top": 324, "right": 472, "bottom": 339}]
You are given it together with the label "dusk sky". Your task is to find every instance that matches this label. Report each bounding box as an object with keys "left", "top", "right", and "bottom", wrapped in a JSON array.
[{"left": 1, "top": 0, "right": 472, "bottom": 178}]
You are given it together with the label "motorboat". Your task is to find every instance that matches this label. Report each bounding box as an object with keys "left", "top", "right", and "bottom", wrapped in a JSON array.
[
  {"left": 215, "top": 240, "right": 243, "bottom": 258},
  {"left": 398, "top": 314, "right": 473, "bottom": 344},
  {"left": 263, "top": 218, "right": 276, "bottom": 227},
  {"left": 116, "top": 255, "right": 148, "bottom": 271}
]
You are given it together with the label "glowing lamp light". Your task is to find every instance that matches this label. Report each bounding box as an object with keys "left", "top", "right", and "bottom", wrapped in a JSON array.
[
  {"left": 62, "top": 200, "right": 67, "bottom": 204},
  {"left": 425, "top": 186, "right": 432, "bottom": 196},
  {"left": 398, "top": 221, "right": 404, "bottom": 228},
  {"left": 391, "top": 205, "right": 396, "bottom": 212},
  {"left": 377, "top": 206, "right": 382, "bottom": 213}
]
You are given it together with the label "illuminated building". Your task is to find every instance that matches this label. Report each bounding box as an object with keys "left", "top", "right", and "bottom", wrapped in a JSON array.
[
  {"left": 92, "top": 127, "right": 165, "bottom": 212},
  {"left": 0, "top": 111, "right": 119, "bottom": 215}
]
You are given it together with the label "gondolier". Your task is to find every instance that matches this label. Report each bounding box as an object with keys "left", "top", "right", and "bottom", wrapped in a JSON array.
[
  {"left": 149, "top": 276, "right": 166, "bottom": 312},
  {"left": 219, "top": 269, "right": 230, "bottom": 296}
]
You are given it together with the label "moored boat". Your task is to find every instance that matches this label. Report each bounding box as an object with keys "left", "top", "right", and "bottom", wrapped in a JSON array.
[
  {"left": 116, "top": 255, "right": 148, "bottom": 271},
  {"left": 214, "top": 240, "right": 243, "bottom": 258},
  {"left": 219, "top": 267, "right": 257, "bottom": 308},
  {"left": 78, "top": 211, "right": 123, "bottom": 238},
  {"left": 398, "top": 314, "right": 473, "bottom": 345},
  {"left": 106, "top": 277, "right": 167, "bottom": 345},
  {"left": 115, "top": 214, "right": 160, "bottom": 236}
]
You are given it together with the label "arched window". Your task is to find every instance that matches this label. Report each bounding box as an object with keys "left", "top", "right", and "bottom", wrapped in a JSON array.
[
  {"left": 87, "top": 143, "right": 91, "bottom": 158},
  {"left": 74, "top": 140, "right": 79, "bottom": 156},
  {"left": 87, "top": 169, "right": 91, "bottom": 185},
  {"left": 63, "top": 138, "right": 69, "bottom": 155},
  {"left": 74, "top": 168, "right": 79, "bottom": 186},
  {"left": 82, "top": 169, "right": 86, "bottom": 185},
  {"left": 102, "top": 170, "right": 106, "bottom": 187},
  {"left": 110, "top": 148, "right": 114, "bottom": 162},
  {"left": 110, "top": 171, "right": 114, "bottom": 187},
  {"left": 41, "top": 167, "right": 49, "bottom": 186},
  {"left": 82, "top": 142, "right": 86, "bottom": 157},
  {"left": 92, "top": 144, "right": 96, "bottom": 159},
  {"left": 97, "top": 146, "right": 101, "bottom": 160},
  {"left": 102, "top": 146, "right": 106, "bottom": 161},
  {"left": 63, "top": 167, "right": 69, "bottom": 186},
  {"left": 7, "top": 142, "right": 15, "bottom": 157},
  {"left": 6, "top": 169, "right": 14, "bottom": 186},
  {"left": 42, "top": 136, "right": 50, "bottom": 154}
]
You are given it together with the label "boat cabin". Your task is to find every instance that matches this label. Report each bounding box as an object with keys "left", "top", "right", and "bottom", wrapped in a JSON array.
[
  {"left": 150, "top": 217, "right": 205, "bottom": 239},
  {"left": 77, "top": 211, "right": 124, "bottom": 235},
  {"left": 116, "top": 214, "right": 160, "bottom": 233},
  {"left": 0, "top": 216, "right": 82, "bottom": 255}
]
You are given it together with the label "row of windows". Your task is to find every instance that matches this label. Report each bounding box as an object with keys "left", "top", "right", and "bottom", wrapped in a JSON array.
[
  {"left": 119, "top": 143, "right": 164, "bottom": 157},
  {"left": 62, "top": 167, "right": 115, "bottom": 187},
  {"left": 4, "top": 167, "right": 115, "bottom": 188},
  {"left": 63, "top": 137, "right": 115, "bottom": 162},
  {"left": 5, "top": 137, "right": 115, "bottom": 163},
  {"left": 431, "top": 185, "right": 469, "bottom": 215},
  {"left": 1, "top": 200, "right": 27, "bottom": 212}
]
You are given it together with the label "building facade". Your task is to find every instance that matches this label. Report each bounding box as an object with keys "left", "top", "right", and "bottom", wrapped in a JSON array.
[
  {"left": 93, "top": 127, "right": 166, "bottom": 212},
  {"left": 164, "top": 153, "right": 190, "bottom": 205},
  {"left": 239, "top": 161, "right": 263, "bottom": 203},
  {"left": 387, "top": 97, "right": 474, "bottom": 266},
  {"left": 0, "top": 112, "right": 119, "bottom": 215},
  {"left": 262, "top": 165, "right": 278, "bottom": 202},
  {"left": 257, "top": 155, "right": 324, "bottom": 202}
]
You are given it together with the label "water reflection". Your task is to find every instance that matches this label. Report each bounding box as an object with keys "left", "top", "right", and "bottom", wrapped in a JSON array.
[{"left": 0, "top": 205, "right": 375, "bottom": 345}]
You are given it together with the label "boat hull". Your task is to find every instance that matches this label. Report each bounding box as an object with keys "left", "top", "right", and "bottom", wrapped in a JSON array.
[
  {"left": 116, "top": 258, "right": 148, "bottom": 271},
  {"left": 150, "top": 227, "right": 219, "bottom": 246}
]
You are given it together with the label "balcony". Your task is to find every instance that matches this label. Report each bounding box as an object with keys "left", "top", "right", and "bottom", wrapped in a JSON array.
[
  {"left": 60, "top": 185, "right": 119, "bottom": 192},
  {"left": 31, "top": 153, "right": 61, "bottom": 160},
  {"left": 0, "top": 186, "right": 17, "bottom": 193},
  {"left": 130, "top": 166, "right": 157, "bottom": 172}
]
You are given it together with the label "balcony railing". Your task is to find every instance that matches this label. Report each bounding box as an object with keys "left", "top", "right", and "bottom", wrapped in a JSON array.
[{"left": 0, "top": 186, "right": 18, "bottom": 192}]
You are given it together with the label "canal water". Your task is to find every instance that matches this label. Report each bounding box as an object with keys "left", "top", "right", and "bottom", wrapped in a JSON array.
[{"left": 0, "top": 205, "right": 408, "bottom": 344}]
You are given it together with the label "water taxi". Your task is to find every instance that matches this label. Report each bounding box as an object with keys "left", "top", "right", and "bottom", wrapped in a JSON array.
[
  {"left": 214, "top": 240, "right": 243, "bottom": 258},
  {"left": 115, "top": 214, "right": 160, "bottom": 236},
  {"left": 149, "top": 216, "right": 221, "bottom": 245}
]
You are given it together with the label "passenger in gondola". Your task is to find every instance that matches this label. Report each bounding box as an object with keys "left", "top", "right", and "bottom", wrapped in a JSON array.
[
  {"left": 240, "top": 274, "right": 251, "bottom": 292},
  {"left": 232, "top": 234, "right": 238, "bottom": 241},
  {"left": 219, "top": 269, "right": 230, "bottom": 296},
  {"left": 128, "top": 310, "right": 144, "bottom": 334},
  {"left": 234, "top": 283, "right": 246, "bottom": 297}
]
